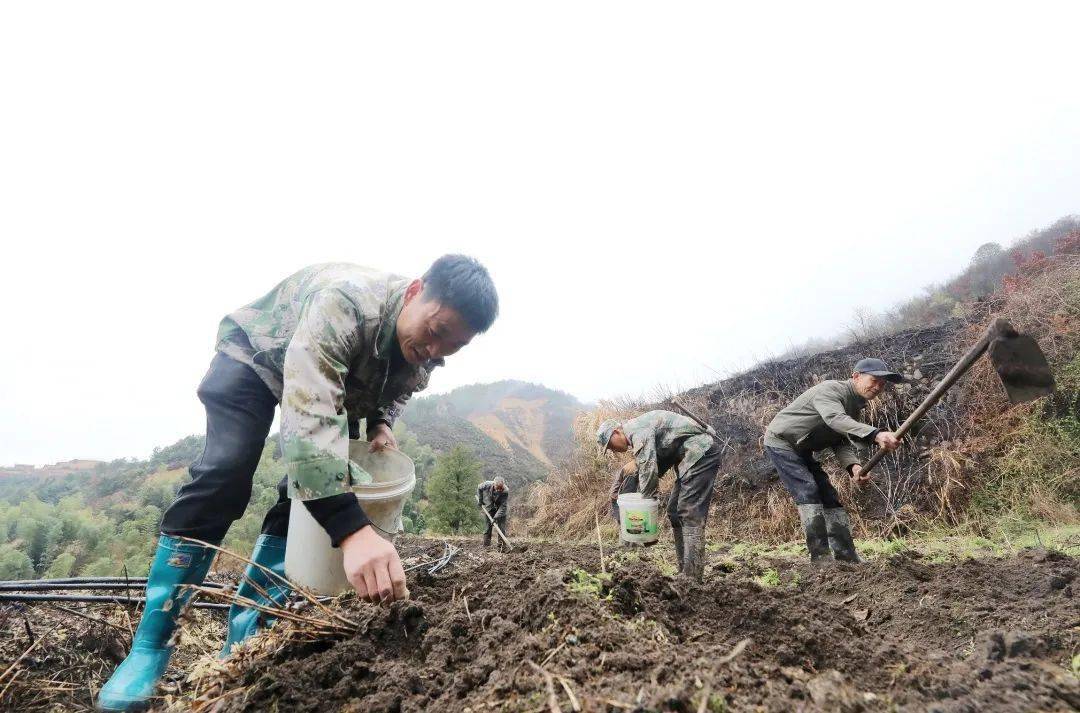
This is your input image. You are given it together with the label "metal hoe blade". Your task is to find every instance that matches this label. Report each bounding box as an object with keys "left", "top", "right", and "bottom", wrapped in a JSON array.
[
  {"left": 856, "top": 318, "right": 1054, "bottom": 480},
  {"left": 989, "top": 330, "right": 1055, "bottom": 404}
]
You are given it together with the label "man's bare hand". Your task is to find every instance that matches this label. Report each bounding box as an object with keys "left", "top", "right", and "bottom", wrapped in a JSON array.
[
  {"left": 340, "top": 526, "right": 408, "bottom": 604},
  {"left": 874, "top": 431, "right": 901, "bottom": 452},
  {"left": 368, "top": 423, "right": 398, "bottom": 452},
  {"left": 850, "top": 464, "right": 871, "bottom": 486},
  {"left": 620, "top": 460, "right": 638, "bottom": 475}
]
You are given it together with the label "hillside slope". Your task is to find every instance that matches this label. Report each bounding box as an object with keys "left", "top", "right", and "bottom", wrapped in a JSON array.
[
  {"left": 402, "top": 380, "right": 584, "bottom": 488},
  {"left": 531, "top": 242, "right": 1079, "bottom": 542}
]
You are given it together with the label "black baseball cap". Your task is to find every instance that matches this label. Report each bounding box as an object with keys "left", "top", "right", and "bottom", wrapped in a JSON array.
[{"left": 853, "top": 358, "right": 904, "bottom": 383}]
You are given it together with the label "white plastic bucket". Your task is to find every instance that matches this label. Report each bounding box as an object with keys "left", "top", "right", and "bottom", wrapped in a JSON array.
[
  {"left": 617, "top": 493, "right": 660, "bottom": 544},
  {"left": 284, "top": 440, "right": 416, "bottom": 595}
]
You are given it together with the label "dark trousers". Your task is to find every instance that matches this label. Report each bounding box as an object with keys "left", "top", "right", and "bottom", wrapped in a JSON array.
[
  {"left": 667, "top": 442, "right": 722, "bottom": 528},
  {"left": 483, "top": 510, "right": 507, "bottom": 545},
  {"left": 162, "top": 352, "right": 372, "bottom": 542},
  {"left": 765, "top": 446, "right": 842, "bottom": 508},
  {"left": 161, "top": 353, "right": 287, "bottom": 541}
]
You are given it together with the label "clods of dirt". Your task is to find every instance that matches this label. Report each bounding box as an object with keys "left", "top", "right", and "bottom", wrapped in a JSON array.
[{"left": 183, "top": 538, "right": 1078, "bottom": 712}]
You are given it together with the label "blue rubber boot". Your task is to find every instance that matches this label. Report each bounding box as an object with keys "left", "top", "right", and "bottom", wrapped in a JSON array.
[
  {"left": 220, "top": 534, "right": 290, "bottom": 657},
  {"left": 96, "top": 536, "right": 217, "bottom": 712}
]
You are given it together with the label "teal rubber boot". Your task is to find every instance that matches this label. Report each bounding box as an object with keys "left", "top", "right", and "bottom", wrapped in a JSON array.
[
  {"left": 96, "top": 535, "right": 217, "bottom": 712},
  {"left": 220, "top": 534, "right": 290, "bottom": 657}
]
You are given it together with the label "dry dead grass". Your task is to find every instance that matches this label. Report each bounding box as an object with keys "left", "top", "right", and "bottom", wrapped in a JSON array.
[{"left": 530, "top": 251, "right": 1080, "bottom": 544}]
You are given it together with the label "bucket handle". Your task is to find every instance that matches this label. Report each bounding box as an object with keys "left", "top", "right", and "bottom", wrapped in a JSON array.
[{"left": 367, "top": 521, "right": 401, "bottom": 538}]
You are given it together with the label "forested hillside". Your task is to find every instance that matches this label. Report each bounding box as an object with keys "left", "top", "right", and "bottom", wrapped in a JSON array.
[{"left": 0, "top": 381, "right": 582, "bottom": 580}]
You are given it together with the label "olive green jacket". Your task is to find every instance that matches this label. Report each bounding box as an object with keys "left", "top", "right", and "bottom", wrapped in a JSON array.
[
  {"left": 216, "top": 263, "right": 441, "bottom": 501},
  {"left": 763, "top": 380, "right": 876, "bottom": 470}
]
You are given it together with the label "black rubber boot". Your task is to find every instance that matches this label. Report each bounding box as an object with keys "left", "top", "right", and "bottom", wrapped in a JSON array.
[
  {"left": 681, "top": 526, "right": 706, "bottom": 582},
  {"left": 824, "top": 508, "right": 861, "bottom": 562},
  {"left": 672, "top": 527, "right": 684, "bottom": 572},
  {"left": 797, "top": 504, "right": 831, "bottom": 562},
  {"left": 482, "top": 531, "right": 492, "bottom": 548}
]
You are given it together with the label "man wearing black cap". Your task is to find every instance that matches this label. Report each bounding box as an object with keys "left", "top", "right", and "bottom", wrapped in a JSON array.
[{"left": 763, "top": 358, "right": 904, "bottom": 562}]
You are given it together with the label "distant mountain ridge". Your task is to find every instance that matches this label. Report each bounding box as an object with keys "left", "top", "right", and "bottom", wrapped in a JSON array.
[
  {"left": 2, "top": 382, "right": 584, "bottom": 494},
  {"left": 402, "top": 380, "right": 585, "bottom": 489},
  {"left": 0, "top": 459, "right": 104, "bottom": 478}
]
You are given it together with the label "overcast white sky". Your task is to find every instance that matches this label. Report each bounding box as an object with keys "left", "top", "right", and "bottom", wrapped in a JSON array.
[{"left": 2, "top": 2, "right": 1078, "bottom": 465}]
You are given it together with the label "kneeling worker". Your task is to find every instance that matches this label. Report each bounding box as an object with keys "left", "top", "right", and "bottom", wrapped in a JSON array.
[
  {"left": 97, "top": 256, "right": 498, "bottom": 711},
  {"left": 476, "top": 477, "right": 509, "bottom": 549},
  {"left": 597, "top": 410, "right": 721, "bottom": 581},
  {"left": 764, "top": 358, "right": 902, "bottom": 562}
]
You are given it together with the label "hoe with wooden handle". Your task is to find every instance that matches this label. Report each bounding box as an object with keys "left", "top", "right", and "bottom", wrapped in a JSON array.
[
  {"left": 857, "top": 318, "right": 1054, "bottom": 477},
  {"left": 675, "top": 319, "right": 1053, "bottom": 478},
  {"left": 480, "top": 504, "right": 514, "bottom": 551},
  {"left": 671, "top": 398, "right": 717, "bottom": 436}
]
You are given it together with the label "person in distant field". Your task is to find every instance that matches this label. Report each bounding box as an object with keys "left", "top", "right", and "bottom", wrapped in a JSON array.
[
  {"left": 764, "top": 358, "right": 903, "bottom": 563},
  {"left": 609, "top": 460, "right": 639, "bottom": 524},
  {"left": 476, "top": 477, "right": 509, "bottom": 550},
  {"left": 596, "top": 410, "right": 721, "bottom": 581},
  {"left": 97, "top": 256, "right": 498, "bottom": 712}
]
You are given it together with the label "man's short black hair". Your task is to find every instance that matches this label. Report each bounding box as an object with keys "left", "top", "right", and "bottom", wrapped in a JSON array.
[{"left": 422, "top": 254, "right": 499, "bottom": 333}]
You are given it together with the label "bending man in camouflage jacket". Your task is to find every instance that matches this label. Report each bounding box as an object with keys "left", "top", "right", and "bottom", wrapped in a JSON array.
[
  {"left": 764, "top": 358, "right": 902, "bottom": 563},
  {"left": 597, "top": 410, "right": 721, "bottom": 581},
  {"left": 98, "top": 256, "right": 498, "bottom": 712},
  {"left": 476, "top": 477, "right": 509, "bottom": 550}
]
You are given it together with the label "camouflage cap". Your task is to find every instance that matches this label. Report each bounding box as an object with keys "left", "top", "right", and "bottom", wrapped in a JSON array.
[{"left": 596, "top": 419, "right": 621, "bottom": 455}]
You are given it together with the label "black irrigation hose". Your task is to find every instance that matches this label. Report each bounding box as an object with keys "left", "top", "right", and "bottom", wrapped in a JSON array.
[
  {"left": 0, "top": 582, "right": 227, "bottom": 593},
  {"left": 0, "top": 593, "right": 230, "bottom": 610},
  {"left": 0, "top": 577, "right": 148, "bottom": 586},
  {"left": 402, "top": 543, "right": 460, "bottom": 575}
]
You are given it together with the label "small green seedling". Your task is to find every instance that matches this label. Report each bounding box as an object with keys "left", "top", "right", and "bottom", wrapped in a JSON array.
[
  {"left": 567, "top": 568, "right": 612, "bottom": 598},
  {"left": 755, "top": 569, "right": 781, "bottom": 588}
]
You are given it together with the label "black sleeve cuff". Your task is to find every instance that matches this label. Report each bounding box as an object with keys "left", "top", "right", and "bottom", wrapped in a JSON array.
[
  {"left": 864, "top": 428, "right": 880, "bottom": 443},
  {"left": 302, "top": 494, "right": 371, "bottom": 547},
  {"left": 366, "top": 407, "right": 396, "bottom": 427}
]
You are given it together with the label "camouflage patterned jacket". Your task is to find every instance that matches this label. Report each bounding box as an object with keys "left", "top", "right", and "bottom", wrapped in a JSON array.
[
  {"left": 215, "top": 263, "right": 441, "bottom": 501},
  {"left": 622, "top": 410, "right": 714, "bottom": 498}
]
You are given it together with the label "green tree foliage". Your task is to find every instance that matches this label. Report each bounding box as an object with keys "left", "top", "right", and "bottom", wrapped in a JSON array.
[
  {"left": 44, "top": 551, "right": 76, "bottom": 578},
  {"left": 149, "top": 435, "right": 205, "bottom": 469},
  {"left": 0, "top": 545, "right": 34, "bottom": 580},
  {"left": 425, "top": 446, "right": 485, "bottom": 535},
  {"left": 0, "top": 416, "right": 505, "bottom": 573},
  {"left": 0, "top": 436, "right": 287, "bottom": 579},
  {"left": 394, "top": 421, "right": 436, "bottom": 534}
]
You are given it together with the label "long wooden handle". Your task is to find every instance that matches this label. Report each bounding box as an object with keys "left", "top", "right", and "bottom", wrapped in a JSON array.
[
  {"left": 859, "top": 324, "right": 998, "bottom": 477},
  {"left": 481, "top": 505, "right": 513, "bottom": 550},
  {"left": 671, "top": 399, "right": 711, "bottom": 431}
]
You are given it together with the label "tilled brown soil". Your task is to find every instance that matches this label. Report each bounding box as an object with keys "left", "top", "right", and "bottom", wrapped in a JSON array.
[
  {"left": 188, "top": 538, "right": 1079, "bottom": 713},
  {"left": 0, "top": 598, "right": 224, "bottom": 711}
]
